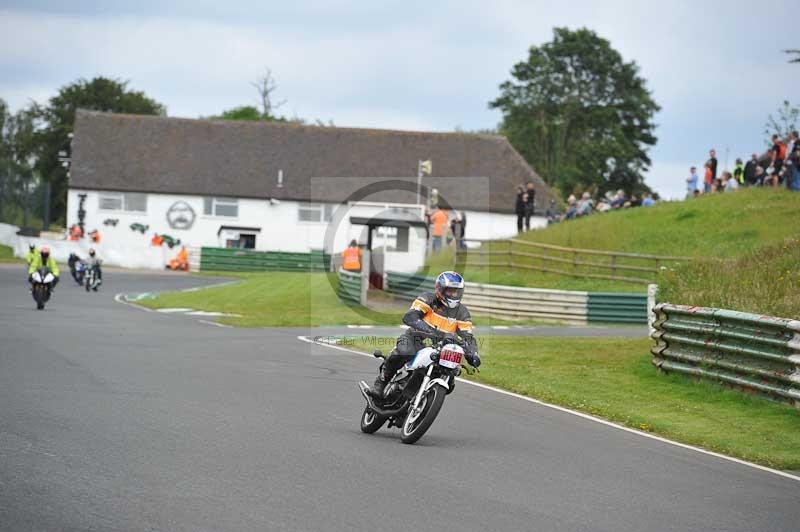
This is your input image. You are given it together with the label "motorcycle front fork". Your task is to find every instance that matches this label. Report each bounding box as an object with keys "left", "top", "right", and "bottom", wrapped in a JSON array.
[{"left": 411, "top": 364, "right": 435, "bottom": 413}]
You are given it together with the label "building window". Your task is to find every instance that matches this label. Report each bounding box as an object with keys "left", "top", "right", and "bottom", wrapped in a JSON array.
[
  {"left": 203, "top": 197, "right": 238, "bottom": 217},
  {"left": 98, "top": 192, "right": 147, "bottom": 213},
  {"left": 298, "top": 203, "right": 333, "bottom": 223}
]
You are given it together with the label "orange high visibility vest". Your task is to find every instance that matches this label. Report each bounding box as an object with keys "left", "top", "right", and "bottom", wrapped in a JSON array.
[{"left": 342, "top": 246, "right": 361, "bottom": 271}]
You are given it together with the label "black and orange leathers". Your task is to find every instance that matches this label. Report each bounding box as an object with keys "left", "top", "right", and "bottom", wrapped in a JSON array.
[{"left": 383, "top": 292, "right": 476, "bottom": 378}]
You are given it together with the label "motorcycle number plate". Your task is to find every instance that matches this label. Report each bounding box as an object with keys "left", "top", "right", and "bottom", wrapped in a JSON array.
[{"left": 439, "top": 349, "right": 462, "bottom": 369}]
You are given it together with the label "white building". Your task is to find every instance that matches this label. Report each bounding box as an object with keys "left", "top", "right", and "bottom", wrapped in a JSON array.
[{"left": 67, "top": 111, "right": 555, "bottom": 271}]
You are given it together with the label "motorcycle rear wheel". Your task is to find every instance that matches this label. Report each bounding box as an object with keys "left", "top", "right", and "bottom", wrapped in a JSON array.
[
  {"left": 400, "top": 385, "right": 446, "bottom": 444},
  {"left": 360, "top": 406, "right": 386, "bottom": 434}
]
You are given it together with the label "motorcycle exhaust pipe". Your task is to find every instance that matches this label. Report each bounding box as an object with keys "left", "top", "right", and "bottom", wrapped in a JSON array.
[{"left": 357, "top": 381, "right": 409, "bottom": 417}]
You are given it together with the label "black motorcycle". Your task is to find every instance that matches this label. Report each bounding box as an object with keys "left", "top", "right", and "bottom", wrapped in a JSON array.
[
  {"left": 31, "top": 267, "right": 55, "bottom": 310},
  {"left": 358, "top": 331, "right": 475, "bottom": 444},
  {"left": 68, "top": 253, "right": 85, "bottom": 285}
]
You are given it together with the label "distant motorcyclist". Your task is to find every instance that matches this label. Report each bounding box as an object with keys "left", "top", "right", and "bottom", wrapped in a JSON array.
[
  {"left": 28, "top": 246, "right": 60, "bottom": 289},
  {"left": 370, "top": 271, "right": 480, "bottom": 398},
  {"left": 25, "top": 243, "right": 36, "bottom": 267},
  {"left": 86, "top": 248, "right": 102, "bottom": 286}
]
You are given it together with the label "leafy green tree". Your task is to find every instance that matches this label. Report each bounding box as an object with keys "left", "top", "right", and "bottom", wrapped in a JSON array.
[
  {"left": 218, "top": 105, "right": 264, "bottom": 121},
  {"left": 0, "top": 99, "right": 39, "bottom": 226},
  {"left": 490, "top": 27, "right": 660, "bottom": 197},
  {"left": 35, "top": 77, "right": 165, "bottom": 226}
]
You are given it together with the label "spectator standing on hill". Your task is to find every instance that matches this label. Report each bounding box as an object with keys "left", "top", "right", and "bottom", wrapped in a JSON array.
[
  {"left": 708, "top": 149, "right": 718, "bottom": 182},
  {"left": 515, "top": 186, "right": 526, "bottom": 232},
  {"left": 771, "top": 134, "right": 787, "bottom": 171},
  {"left": 733, "top": 158, "right": 744, "bottom": 185},
  {"left": 686, "top": 166, "right": 699, "bottom": 197},
  {"left": 703, "top": 162, "right": 713, "bottom": 192},
  {"left": 744, "top": 154, "right": 758, "bottom": 186},
  {"left": 524, "top": 181, "right": 536, "bottom": 231},
  {"left": 429, "top": 205, "right": 448, "bottom": 253},
  {"left": 786, "top": 131, "right": 797, "bottom": 161},
  {"left": 642, "top": 193, "right": 655, "bottom": 206}
]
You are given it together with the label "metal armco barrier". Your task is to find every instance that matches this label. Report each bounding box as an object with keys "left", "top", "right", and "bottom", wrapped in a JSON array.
[
  {"left": 199, "top": 247, "right": 331, "bottom": 272},
  {"left": 384, "top": 271, "right": 648, "bottom": 325},
  {"left": 587, "top": 292, "right": 648, "bottom": 324},
  {"left": 651, "top": 304, "right": 800, "bottom": 406},
  {"left": 337, "top": 269, "right": 362, "bottom": 304}
]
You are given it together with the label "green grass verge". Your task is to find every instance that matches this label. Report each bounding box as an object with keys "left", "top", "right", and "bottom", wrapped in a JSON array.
[
  {"left": 659, "top": 238, "right": 800, "bottom": 319},
  {"left": 139, "top": 271, "right": 559, "bottom": 327},
  {"left": 0, "top": 244, "right": 20, "bottom": 263},
  {"left": 139, "top": 272, "right": 398, "bottom": 327},
  {"left": 348, "top": 335, "right": 800, "bottom": 469}
]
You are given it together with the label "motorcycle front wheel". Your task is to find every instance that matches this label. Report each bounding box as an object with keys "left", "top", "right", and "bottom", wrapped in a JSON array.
[
  {"left": 400, "top": 384, "right": 446, "bottom": 444},
  {"left": 360, "top": 406, "right": 386, "bottom": 434}
]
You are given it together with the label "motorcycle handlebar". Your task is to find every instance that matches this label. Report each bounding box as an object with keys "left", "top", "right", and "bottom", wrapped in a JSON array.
[{"left": 409, "top": 329, "right": 466, "bottom": 345}]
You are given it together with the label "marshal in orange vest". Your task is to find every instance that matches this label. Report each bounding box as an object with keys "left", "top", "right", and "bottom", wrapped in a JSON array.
[{"left": 342, "top": 240, "right": 362, "bottom": 272}]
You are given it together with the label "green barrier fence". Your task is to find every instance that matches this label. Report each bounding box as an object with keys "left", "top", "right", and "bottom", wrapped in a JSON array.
[
  {"left": 587, "top": 292, "right": 648, "bottom": 324},
  {"left": 199, "top": 247, "right": 331, "bottom": 272},
  {"left": 385, "top": 271, "right": 648, "bottom": 324},
  {"left": 384, "top": 271, "right": 435, "bottom": 299},
  {"left": 337, "top": 270, "right": 362, "bottom": 304},
  {"left": 651, "top": 304, "right": 800, "bottom": 406}
]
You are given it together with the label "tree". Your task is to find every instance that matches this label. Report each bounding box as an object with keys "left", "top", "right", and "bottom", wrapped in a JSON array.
[
  {"left": 251, "top": 69, "right": 286, "bottom": 119},
  {"left": 490, "top": 27, "right": 660, "bottom": 197},
  {"left": 218, "top": 105, "right": 264, "bottom": 121},
  {"left": 0, "top": 99, "right": 39, "bottom": 226},
  {"left": 764, "top": 100, "right": 799, "bottom": 144},
  {"left": 34, "top": 77, "right": 165, "bottom": 226},
  {"left": 785, "top": 49, "right": 800, "bottom": 64},
  {"left": 214, "top": 70, "right": 333, "bottom": 126}
]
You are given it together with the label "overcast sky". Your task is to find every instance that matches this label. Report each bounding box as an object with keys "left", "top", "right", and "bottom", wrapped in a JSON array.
[{"left": 1, "top": 0, "right": 797, "bottom": 198}]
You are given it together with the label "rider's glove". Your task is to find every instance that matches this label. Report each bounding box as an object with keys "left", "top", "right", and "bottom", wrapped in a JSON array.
[{"left": 466, "top": 352, "right": 481, "bottom": 368}]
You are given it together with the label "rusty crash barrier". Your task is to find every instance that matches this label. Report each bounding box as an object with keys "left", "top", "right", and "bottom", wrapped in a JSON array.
[{"left": 650, "top": 303, "right": 800, "bottom": 406}]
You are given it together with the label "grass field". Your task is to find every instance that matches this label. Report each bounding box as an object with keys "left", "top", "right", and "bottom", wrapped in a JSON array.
[
  {"left": 139, "top": 271, "right": 553, "bottom": 327},
  {"left": 426, "top": 189, "right": 800, "bottom": 311},
  {"left": 0, "top": 244, "right": 20, "bottom": 263},
  {"left": 139, "top": 272, "right": 400, "bottom": 327},
  {"left": 348, "top": 335, "right": 800, "bottom": 469}
]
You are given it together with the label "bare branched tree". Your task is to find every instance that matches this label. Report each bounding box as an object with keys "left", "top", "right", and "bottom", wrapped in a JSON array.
[
  {"left": 251, "top": 69, "right": 287, "bottom": 118},
  {"left": 785, "top": 49, "right": 800, "bottom": 63}
]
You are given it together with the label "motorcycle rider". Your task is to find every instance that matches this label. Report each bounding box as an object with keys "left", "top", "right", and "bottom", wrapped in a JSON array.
[
  {"left": 25, "top": 243, "right": 37, "bottom": 267},
  {"left": 86, "top": 248, "right": 102, "bottom": 288},
  {"left": 28, "top": 246, "right": 60, "bottom": 289},
  {"left": 370, "top": 271, "right": 480, "bottom": 398}
]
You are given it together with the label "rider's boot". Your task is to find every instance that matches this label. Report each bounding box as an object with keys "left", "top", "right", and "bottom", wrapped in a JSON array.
[{"left": 370, "top": 374, "right": 388, "bottom": 398}]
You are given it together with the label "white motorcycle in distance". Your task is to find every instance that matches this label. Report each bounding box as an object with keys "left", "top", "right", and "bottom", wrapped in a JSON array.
[
  {"left": 31, "top": 267, "right": 55, "bottom": 310},
  {"left": 358, "top": 331, "right": 476, "bottom": 444}
]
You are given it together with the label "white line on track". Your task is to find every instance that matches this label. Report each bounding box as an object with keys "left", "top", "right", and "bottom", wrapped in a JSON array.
[
  {"left": 198, "top": 319, "right": 233, "bottom": 328},
  {"left": 296, "top": 334, "right": 800, "bottom": 484},
  {"left": 113, "top": 293, "right": 154, "bottom": 312}
]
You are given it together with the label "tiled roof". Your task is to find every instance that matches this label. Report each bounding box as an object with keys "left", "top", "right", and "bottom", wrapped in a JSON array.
[{"left": 70, "top": 110, "right": 556, "bottom": 213}]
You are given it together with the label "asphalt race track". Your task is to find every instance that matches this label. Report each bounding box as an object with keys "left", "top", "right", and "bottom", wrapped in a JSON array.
[{"left": 1, "top": 264, "right": 798, "bottom": 531}]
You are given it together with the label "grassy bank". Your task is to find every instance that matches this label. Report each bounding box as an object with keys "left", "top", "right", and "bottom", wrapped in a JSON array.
[
  {"left": 0, "top": 244, "right": 20, "bottom": 263},
  {"left": 659, "top": 238, "right": 800, "bottom": 319},
  {"left": 139, "top": 272, "right": 398, "bottom": 327},
  {"left": 139, "top": 271, "right": 552, "bottom": 327},
  {"left": 349, "top": 335, "right": 800, "bottom": 469},
  {"left": 426, "top": 189, "right": 800, "bottom": 303},
  {"left": 518, "top": 188, "right": 800, "bottom": 257}
]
